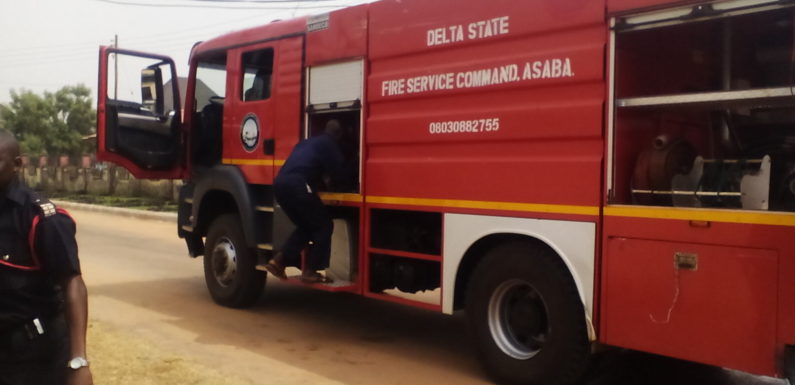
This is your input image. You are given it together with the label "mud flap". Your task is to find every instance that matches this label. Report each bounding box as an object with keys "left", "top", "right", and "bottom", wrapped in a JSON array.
[
  {"left": 184, "top": 234, "right": 205, "bottom": 258},
  {"left": 785, "top": 345, "right": 795, "bottom": 384}
]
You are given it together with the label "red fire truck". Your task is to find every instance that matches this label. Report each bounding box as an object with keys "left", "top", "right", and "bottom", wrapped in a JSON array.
[{"left": 95, "top": 0, "right": 795, "bottom": 383}]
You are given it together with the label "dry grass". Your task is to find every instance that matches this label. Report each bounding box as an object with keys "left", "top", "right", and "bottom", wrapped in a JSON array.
[{"left": 87, "top": 320, "right": 253, "bottom": 385}]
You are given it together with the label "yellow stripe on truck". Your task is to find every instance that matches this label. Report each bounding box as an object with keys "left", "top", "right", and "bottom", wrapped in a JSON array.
[
  {"left": 604, "top": 205, "right": 795, "bottom": 227},
  {"left": 366, "top": 195, "right": 599, "bottom": 216}
]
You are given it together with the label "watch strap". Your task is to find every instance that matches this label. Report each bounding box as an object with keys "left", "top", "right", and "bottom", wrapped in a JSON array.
[{"left": 67, "top": 356, "right": 89, "bottom": 370}]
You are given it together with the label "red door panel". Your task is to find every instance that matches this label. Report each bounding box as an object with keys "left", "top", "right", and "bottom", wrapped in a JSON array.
[
  {"left": 222, "top": 36, "right": 303, "bottom": 185},
  {"left": 97, "top": 46, "right": 184, "bottom": 179}
]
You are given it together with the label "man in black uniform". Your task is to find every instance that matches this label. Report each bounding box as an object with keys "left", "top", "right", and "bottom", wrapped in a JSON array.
[
  {"left": 0, "top": 131, "right": 93, "bottom": 385},
  {"left": 265, "top": 120, "right": 346, "bottom": 284}
]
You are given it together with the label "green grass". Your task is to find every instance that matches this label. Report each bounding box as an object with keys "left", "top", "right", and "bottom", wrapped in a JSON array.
[{"left": 45, "top": 192, "right": 178, "bottom": 212}]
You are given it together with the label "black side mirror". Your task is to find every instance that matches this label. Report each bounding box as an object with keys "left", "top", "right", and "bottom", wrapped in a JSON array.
[{"left": 141, "top": 66, "right": 164, "bottom": 115}]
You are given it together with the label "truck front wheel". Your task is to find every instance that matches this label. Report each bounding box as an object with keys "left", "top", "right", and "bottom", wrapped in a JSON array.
[
  {"left": 204, "top": 213, "right": 265, "bottom": 308},
  {"left": 466, "top": 242, "right": 589, "bottom": 385}
]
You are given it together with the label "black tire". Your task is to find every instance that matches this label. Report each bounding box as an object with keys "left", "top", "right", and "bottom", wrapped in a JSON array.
[
  {"left": 466, "top": 241, "right": 589, "bottom": 385},
  {"left": 204, "top": 213, "right": 265, "bottom": 308}
]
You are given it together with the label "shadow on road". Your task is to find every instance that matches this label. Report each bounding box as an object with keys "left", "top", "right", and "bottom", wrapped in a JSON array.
[{"left": 585, "top": 349, "right": 786, "bottom": 385}]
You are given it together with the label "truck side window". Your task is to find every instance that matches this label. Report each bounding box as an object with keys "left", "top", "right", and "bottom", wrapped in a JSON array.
[
  {"left": 194, "top": 58, "right": 227, "bottom": 112},
  {"left": 193, "top": 55, "right": 227, "bottom": 167},
  {"left": 241, "top": 48, "right": 274, "bottom": 102}
]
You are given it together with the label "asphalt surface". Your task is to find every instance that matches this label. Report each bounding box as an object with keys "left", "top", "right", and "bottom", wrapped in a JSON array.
[{"left": 66, "top": 202, "right": 790, "bottom": 385}]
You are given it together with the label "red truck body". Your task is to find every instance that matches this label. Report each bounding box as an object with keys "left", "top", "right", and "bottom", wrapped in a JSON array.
[{"left": 96, "top": 0, "right": 795, "bottom": 383}]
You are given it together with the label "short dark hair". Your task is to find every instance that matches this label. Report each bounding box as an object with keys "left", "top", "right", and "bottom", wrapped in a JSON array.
[
  {"left": 0, "top": 129, "right": 14, "bottom": 141},
  {"left": 325, "top": 119, "right": 344, "bottom": 141},
  {"left": 0, "top": 130, "right": 19, "bottom": 157}
]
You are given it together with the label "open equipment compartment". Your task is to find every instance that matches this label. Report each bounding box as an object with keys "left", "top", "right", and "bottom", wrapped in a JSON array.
[
  {"left": 610, "top": 3, "right": 795, "bottom": 212},
  {"left": 305, "top": 59, "right": 363, "bottom": 194}
]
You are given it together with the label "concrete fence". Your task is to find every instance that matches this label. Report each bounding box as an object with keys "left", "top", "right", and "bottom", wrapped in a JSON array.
[{"left": 19, "top": 155, "right": 181, "bottom": 201}]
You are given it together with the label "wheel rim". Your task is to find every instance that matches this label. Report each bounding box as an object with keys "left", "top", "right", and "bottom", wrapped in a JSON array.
[
  {"left": 488, "top": 279, "right": 549, "bottom": 360},
  {"left": 211, "top": 236, "right": 237, "bottom": 288}
]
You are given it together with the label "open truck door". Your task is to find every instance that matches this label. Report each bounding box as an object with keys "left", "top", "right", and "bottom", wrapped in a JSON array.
[{"left": 97, "top": 47, "right": 184, "bottom": 179}]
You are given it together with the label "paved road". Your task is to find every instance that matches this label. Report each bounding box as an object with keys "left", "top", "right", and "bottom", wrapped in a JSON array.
[{"left": 72, "top": 207, "right": 788, "bottom": 385}]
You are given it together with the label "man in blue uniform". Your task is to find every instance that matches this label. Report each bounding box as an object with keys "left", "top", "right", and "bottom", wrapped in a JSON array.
[
  {"left": 265, "top": 120, "right": 346, "bottom": 284},
  {"left": 0, "top": 131, "right": 93, "bottom": 385}
]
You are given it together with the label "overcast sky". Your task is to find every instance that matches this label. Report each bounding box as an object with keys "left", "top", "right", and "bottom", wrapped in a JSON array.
[{"left": 0, "top": 0, "right": 374, "bottom": 104}]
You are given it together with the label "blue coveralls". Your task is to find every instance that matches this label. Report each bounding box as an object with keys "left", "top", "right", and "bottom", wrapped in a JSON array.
[{"left": 274, "top": 133, "right": 345, "bottom": 271}]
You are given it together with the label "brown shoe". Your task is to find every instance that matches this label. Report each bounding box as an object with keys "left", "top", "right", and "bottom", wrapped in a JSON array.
[
  {"left": 300, "top": 271, "right": 333, "bottom": 284},
  {"left": 264, "top": 260, "right": 287, "bottom": 280}
]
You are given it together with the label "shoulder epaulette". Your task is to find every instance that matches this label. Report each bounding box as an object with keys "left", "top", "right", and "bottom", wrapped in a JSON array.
[{"left": 34, "top": 197, "right": 57, "bottom": 217}]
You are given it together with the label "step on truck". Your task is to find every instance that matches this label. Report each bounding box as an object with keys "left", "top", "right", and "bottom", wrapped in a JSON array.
[{"left": 96, "top": 0, "right": 795, "bottom": 383}]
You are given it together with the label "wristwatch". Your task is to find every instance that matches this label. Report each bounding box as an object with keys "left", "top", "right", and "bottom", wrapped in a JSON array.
[{"left": 67, "top": 356, "right": 89, "bottom": 370}]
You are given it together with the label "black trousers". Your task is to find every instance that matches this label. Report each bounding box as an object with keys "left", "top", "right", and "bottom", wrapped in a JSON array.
[
  {"left": 274, "top": 174, "right": 334, "bottom": 271},
  {"left": 0, "top": 314, "right": 69, "bottom": 385}
]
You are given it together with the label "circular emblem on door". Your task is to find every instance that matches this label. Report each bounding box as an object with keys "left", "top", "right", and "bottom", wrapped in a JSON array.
[{"left": 240, "top": 114, "right": 260, "bottom": 152}]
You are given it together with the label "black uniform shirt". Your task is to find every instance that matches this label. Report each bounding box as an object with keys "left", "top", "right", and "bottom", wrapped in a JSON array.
[
  {"left": 0, "top": 182, "right": 81, "bottom": 330},
  {"left": 278, "top": 134, "right": 345, "bottom": 192}
]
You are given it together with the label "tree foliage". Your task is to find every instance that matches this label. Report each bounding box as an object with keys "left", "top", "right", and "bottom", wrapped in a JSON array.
[{"left": 0, "top": 85, "right": 95, "bottom": 158}]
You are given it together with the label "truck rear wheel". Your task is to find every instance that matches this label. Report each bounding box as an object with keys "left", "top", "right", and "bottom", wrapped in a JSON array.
[
  {"left": 204, "top": 213, "right": 265, "bottom": 308},
  {"left": 466, "top": 242, "right": 589, "bottom": 385}
]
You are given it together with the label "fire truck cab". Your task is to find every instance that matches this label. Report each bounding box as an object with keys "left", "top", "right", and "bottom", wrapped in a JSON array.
[{"left": 96, "top": 0, "right": 795, "bottom": 384}]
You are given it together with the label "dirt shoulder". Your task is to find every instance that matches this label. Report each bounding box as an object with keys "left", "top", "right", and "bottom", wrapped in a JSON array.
[
  {"left": 46, "top": 192, "right": 177, "bottom": 212},
  {"left": 88, "top": 319, "right": 253, "bottom": 385}
]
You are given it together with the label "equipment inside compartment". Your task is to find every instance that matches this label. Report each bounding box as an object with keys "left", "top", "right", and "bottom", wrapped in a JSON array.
[{"left": 612, "top": 6, "right": 795, "bottom": 212}]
